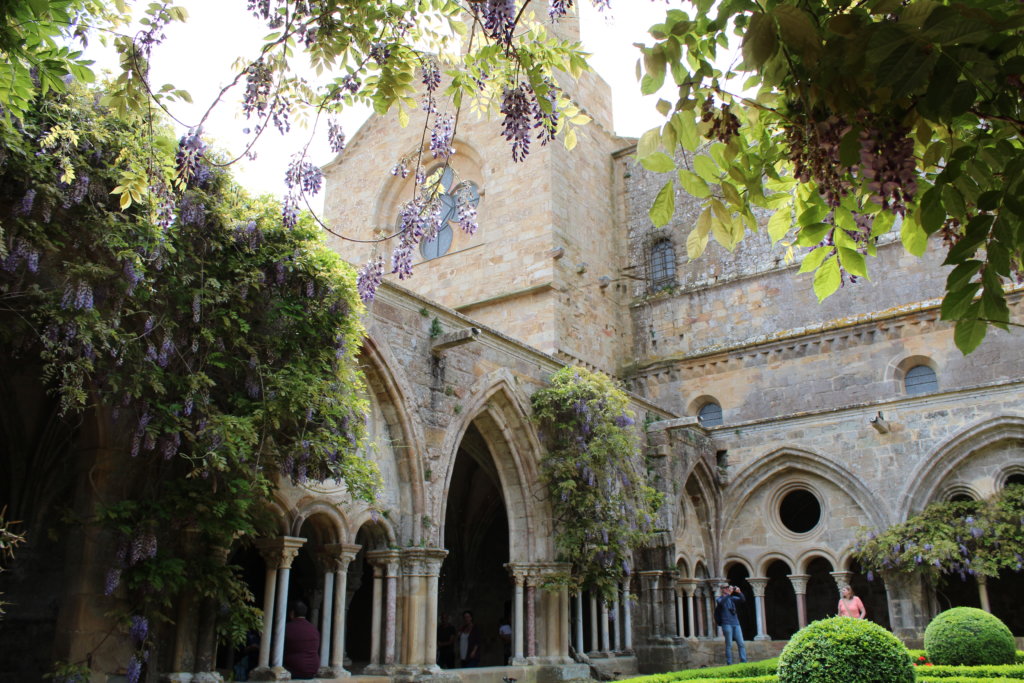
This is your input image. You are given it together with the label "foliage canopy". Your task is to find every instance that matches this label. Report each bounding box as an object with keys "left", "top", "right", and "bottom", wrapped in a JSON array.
[{"left": 531, "top": 366, "right": 662, "bottom": 599}]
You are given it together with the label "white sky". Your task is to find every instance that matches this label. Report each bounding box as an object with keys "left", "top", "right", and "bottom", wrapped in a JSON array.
[{"left": 87, "top": 1, "right": 686, "bottom": 201}]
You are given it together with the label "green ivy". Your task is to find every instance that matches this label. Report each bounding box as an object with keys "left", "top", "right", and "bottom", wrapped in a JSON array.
[
  {"left": 0, "top": 84, "right": 379, "bottom": 668},
  {"left": 531, "top": 366, "right": 662, "bottom": 600},
  {"left": 852, "top": 485, "right": 1024, "bottom": 582}
]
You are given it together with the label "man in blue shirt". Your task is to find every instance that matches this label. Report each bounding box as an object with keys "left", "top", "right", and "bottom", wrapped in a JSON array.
[{"left": 713, "top": 583, "right": 748, "bottom": 665}]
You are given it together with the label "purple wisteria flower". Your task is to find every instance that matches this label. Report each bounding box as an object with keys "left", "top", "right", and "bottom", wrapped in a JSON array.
[
  {"left": 357, "top": 257, "right": 384, "bottom": 302},
  {"left": 501, "top": 84, "right": 533, "bottom": 162},
  {"left": 175, "top": 128, "right": 207, "bottom": 185},
  {"left": 327, "top": 118, "right": 346, "bottom": 154},
  {"left": 129, "top": 615, "right": 149, "bottom": 644},
  {"left": 430, "top": 113, "right": 455, "bottom": 159}
]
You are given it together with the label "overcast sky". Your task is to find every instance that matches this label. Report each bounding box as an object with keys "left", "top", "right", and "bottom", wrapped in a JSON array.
[{"left": 87, "top": 1, "right": 684, "bottom": 201}]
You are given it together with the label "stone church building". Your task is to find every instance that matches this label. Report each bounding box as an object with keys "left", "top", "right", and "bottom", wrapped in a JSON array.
[{"left": 3, "top": 15, "right": 1024, "bottom": 683}]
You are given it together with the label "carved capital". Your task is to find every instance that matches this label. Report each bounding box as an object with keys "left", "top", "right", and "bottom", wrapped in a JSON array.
[
  {"left": 746, "top": 577, "right": 768, "bottom": 598},
  {"left": 323, "top": 542, "right": 362, "bottom": 572},
  {"left": 400, "top": 547, "right": 448, "bottom": 577},
  {"left": 787, "top": 573, "right": 811, "bottom": 595},
  {"left": 829, "top": 571, "right": 854, "bottom": 591},
  {"left": 254, "top": 536, "right": 306, "bottom": 570},
  {"left": 677, "top": 578, "right": 698, "bottom": 597}
]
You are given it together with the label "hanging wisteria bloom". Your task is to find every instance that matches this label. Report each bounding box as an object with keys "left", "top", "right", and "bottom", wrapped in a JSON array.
[
  {"left": 501, "top": 84, "right": 533, "bottom": 162},
  {"left": 175, "top": 128, "right": 207, "bottom": 185},
  {"left": 357, "top": 257, "right": 384, "bottom": 302},
  {"left": 430, "top": 113, "right": 455, "bottom": 159}
]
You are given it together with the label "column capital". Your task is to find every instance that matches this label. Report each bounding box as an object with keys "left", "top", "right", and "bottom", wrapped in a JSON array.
[
  {"left": 400, "top": 546, "right": 448, "bottom": 576},
  {"left": 829, "top": 571, "right": 854, "bottom": 591},
  {"left": 323, "top": 542, "right": 361, "bottom": 567},
  {"left": 255, "top": 536, "right": 306, "bottom": 570},
  {"left": 787, "top": 573, "right": 811, "bottom": 594},
  {"left": 677, "top": 578, "right": 698, "bottom": 596},
  {"left": 746, "top": 577, "right": 769, "bottom": 597}
]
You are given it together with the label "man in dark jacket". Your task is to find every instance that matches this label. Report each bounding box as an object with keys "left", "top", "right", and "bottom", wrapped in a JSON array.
[
  {"left": 713, "top": 584, "right": 747, "bottom": 665},
  {"left": 283, "top": 601, "right": 320, "bottom": 679}
]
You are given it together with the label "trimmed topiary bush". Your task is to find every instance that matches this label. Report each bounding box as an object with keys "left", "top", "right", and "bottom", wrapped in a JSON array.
[
  {"left": 924, "top": 606, "right": 1016, "bottom": 666},
  {"left": 777, "top": 616, "right": 914, "bottom": 683}
]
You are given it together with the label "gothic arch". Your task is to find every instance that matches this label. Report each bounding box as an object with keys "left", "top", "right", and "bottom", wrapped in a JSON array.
[
  {"left": 724, "top": 447, "right": 889, "bottom": 530},
  {"left": 899, "top": 416, "right": 1024, "bottom": 517},
  {"left": 679, "top": 459, "right": 721, "bottom": 569},
  {"left": 359, "top": 334, "right": 426, "bottom": 544},
  {"left": 436, "top": 375, "right": 548, "bottom": 562},
  {"left": 723, "top": 556, "right": 754, "bottom": 575}
]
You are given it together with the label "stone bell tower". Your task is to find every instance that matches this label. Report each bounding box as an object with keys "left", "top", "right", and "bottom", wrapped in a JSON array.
[{"left": 322, "top": 11, "right": 635, "bottom": 375}]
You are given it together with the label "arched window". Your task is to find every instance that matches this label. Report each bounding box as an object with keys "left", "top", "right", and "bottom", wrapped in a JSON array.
[
  {"left": 697, "top": 402, "right": 723, "bottom": 427},
  {"left": 904, "top": 364, "right": 938, "bottom": 395},
  {"left": 416, "top": 166, "right": 480, "bottom": 261},
  {"left": 649, "top": 238, "right": 676, "bottom": 290}
]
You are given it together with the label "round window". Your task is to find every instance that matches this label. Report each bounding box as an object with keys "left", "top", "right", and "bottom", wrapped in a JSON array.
[{"left": 779, "top": 488, "right": 821, "bottom": 534}]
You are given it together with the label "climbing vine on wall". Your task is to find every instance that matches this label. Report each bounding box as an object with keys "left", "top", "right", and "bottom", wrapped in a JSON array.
[
  {"left": 0, "top": 85, "right": 379, "bottom": 678},
  {"left": 531, "top": 366, "right": 662, "bottom": 600},
  {"left": 853, "top": 484, "right": 1024, "bottom": 583}
]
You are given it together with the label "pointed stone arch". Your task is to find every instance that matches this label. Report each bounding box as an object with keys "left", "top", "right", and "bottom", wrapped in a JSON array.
[
  {"left": 724, "top": 447, "right": 889, "bottom": 530},
  {"left": 359, "top": 334, "right": 425, "bottom": 544},
  {"left": 436, "top": 375, "right": 548, "bottom": 562},
  {"left": 678, "top": 459, "right": 720, "bottom": 572},
  {"left": 899, "top": 415, "right": 1024, "bottom": 517}
]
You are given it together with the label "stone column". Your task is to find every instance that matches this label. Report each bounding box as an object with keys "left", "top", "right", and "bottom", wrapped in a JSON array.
[
  {"left": 977, "top": 575, "right": 991, "bottom": 613},
  {"left": 399, "top": 547, "right": 448, "bottom": 672},
  {"left": 367, "top": 551, "right": 401, "bottom": 667},
  {"left": 512, "top": 571, "right": 526, "bottom": 663},
  {"left": 574, "top": 592, "right": 584, "bottom": 656},
  {"left": 612, "top": 590, "right": 621, "bottom": 652},
  {"left": 788, "top": 574, "right": 810, "bottom": 630},
  {"left": 703, "top": 581, "right": 716, "bottom": 637},
  {"left": 599, "top": 598, "right": 610, "bottom": 654},
  {"left": 882, "top": 570, "right": 929, "bottom": 639},
  {"left": 317, "top": 557, "right": 334, "bottom": 671},
  {"left": 526, "top": 577, "right": 537, "bottom": 659},
  {"left": 679, "top": 579, "right": 697, "bottom": 640},
  {"left": 367, "top": 560, "right": 385, "bottom": 669},
  {"left": 746, "top": 577, "right": 770, "bottom": 641},
  {"left": 623, "top": 582, "right": 633, "bottom": 652},
  {"left": 694, "top": 586, "right": 706, "bottom": 638},
  {"left": 638, "top": 571, "right": 663, "bottom": 637},
  {"left": 251, "top": 536, "right": 304, "bottom": 681},
  {"left": 321, "top": 543, "right": 360, "bottom": 678},
  {"left": 589, "top": 593, "right": 599, "bottom": 655},
  {"left": 674, "top": 581, "right": 684, "bottom": 639}
]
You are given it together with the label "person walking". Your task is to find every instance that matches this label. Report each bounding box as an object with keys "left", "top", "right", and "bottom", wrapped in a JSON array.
[
  {"left": 714, "top": 583, "right": 748, "bottom": 666},
  {"left": 837, "top": 585, "right": 866, "bottom": 618}
]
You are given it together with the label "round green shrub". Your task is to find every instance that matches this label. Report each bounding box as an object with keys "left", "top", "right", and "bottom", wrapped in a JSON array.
[
  {"left": 924, "top": 606, "right": 1016, "bottom": 666},
  {"left": 777, "top": 616, "right": 914, "bottom": 683}
]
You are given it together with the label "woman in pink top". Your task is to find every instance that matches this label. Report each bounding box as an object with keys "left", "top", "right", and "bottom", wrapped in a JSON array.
[{"left": 837, "top": 585, "right": 866, "bottom": 618}]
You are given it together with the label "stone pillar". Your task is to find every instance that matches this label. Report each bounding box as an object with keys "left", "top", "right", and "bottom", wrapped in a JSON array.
[
  {"left": 977, "top": 575, "right": 991, "bottom": 613},
  {"left": 612, "top": 590, "right": 621, "bottom": 652},
  {"left": 674, "top": 582, "right": 684, "bottom": 639},
  {"left": 638, "top": 571, "right": 663, "bottom": 637},
  {"left": 882, "top": 571, "right": 929, "bottom": 639},
  {"left": 399, "top": 547, "right": 448, "bottom": 672},
  {"left": 574, "top": 592, "right": 584, "bottom": 656},
  {"left": 368, "top": 562, "right": 384, "bottom": 668},
  {"left": 526, "top": 578, "right": 537, "bottom": 658},
  {"left": 318, "top": 558, "right": 334, "bottom": 670},
  {"left": 679, "top": 579, "right": 697, "bottom": 640},
  {"left": 623, "top": 582, "right": 633, "bottom": 652},
  {"left": 321, "top": 543, "right": 360, "bottom": 678},
  {"left": 364, "top": 549, "right": 400, "bottom": 670},
  {"left": 589, "top": 592, "right": 599, "bottom": 655},
  {"left": 703, "top": 581, "right": 716, "bottom": 637},
  {"left": 788, "top": 574, "right": 810, "bottom": 630},
  {"left": 599, "top": 598, "right": 610, "bottom": 653},
  {"left": 512, "top": 572, "right": 526, "bottom": 663},
  {"left": 251, "top": 536, "right": 304, "bottom": 681},
  {"left": 694, "top": 586, "right": 706, "bottom": 638},
  {"left": 747, "top": 577, "right": 770, "bottom": 641}
]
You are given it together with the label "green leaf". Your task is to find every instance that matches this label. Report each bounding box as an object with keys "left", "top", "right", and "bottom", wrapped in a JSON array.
[
  {"left": 721, "top": 181, "right": 741, "bottom": 207},
  {"left": 878, "top": 43, "right": 937, "bottom": 99},
  {"left": 687, "top": 208, "right": 712, "bottom": 259},
  {"left": 677, "top": 169, "right": 711, "bottom": 198},
  {"left": 637, "top": 127, "right": 661, "bottom": 160},
  {"left": 919, "top": 187, "right": 945, "bottom": 234},
  {"left": 953, "top": 304, "right": 987, "bottom": 354},
  {"left": 692, "top": 155, "right": 720, "bottom": 183},
  {"left": 838, "top": 247, "right": 868, "bottom": 278},
  {"left": 673, "top": 112, "right": 700, "bottom": 151},
  {"left": 767, "top": 207, "right": 792, "bottom": 242},
  {"left": 941, "top": 184, "right": 966, "bottom": 220},
  {"left": 798, "top": 245, "right": 832, "bottom": 273},
  {"left": 900, "top": 214, "right": 928, "bottom": 256},
  {"left": 742, "top": 13, "right": 778, "bottom": 69},
  {"left": 796, "top": 222, "right": 831, "bottom": 246},
  {"left": 773, "top": 5, "right": 820, "bottom": 60},
  {"left": 945, "top": 260, "right": 982, "bottom": 293},
  {"left": 649, "top": 180, "right": 676, "bottom": 227},
  {"left": 941, "top": 282, "right": 981, "bottom": 320},
  {"left": 640, "top": 153, "right": 676, "bottom": 173},
  {"left": 813, "top": 255, "right": 842, "bottom": 301}
]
